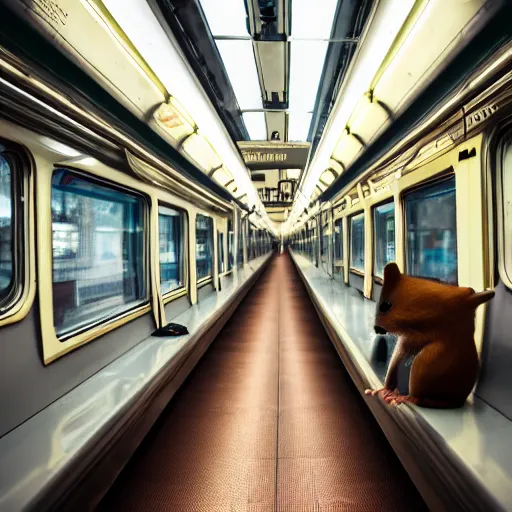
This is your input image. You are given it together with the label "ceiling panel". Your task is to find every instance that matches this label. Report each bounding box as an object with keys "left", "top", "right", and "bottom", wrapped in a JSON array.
[
  {"left": 199, "top": 0, "right": 249, "bottom": 36},
  {"left": 254, "top": 41, "right": 289, "bottom": 107},
  {"left": 265, "top": 111, "right": 287, "bottom": 140},
  {"left": 215, "top": 39, "right": 262, "bottom": 110}
]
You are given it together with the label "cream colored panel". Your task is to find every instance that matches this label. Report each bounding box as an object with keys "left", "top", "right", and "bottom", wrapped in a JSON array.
[
  {"left": 374, "top": 0, "right": 488, "bottom": 114},
  {"left": 181, "top": 134, "right": 222, "bottom": 173},
  {"left": 332, "top": 131, "right": 364, "bottom": 168},
  {"left": 320, "top": 169, "right": 336, "bottom": 186},
  {"left": 8, "top": 0, "right": 165, "bottom": 118},
  {"left": 152, "top": 99, "right": 196, "bottom": 145},
  {"left": 212, "top": 167, "right": 233, "bottom": 186},
  {"left": 349, "top": 95, "right": 390, "bottom": 145}
]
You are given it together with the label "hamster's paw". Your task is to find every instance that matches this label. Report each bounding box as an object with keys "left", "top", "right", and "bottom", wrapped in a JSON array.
[
  {"left": 390, "top": 395, "right": 418, "bottom": 407},
  {"left": 365, "top": 388, "right": 400, "bottom": 403}
]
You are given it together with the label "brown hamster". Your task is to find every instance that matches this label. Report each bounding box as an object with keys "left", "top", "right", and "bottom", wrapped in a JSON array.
[{"left": 365, "top": 262, "right": 494, "bottom": 408}]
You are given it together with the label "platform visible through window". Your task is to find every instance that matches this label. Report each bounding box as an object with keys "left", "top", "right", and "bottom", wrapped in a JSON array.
[
  {"left": 405, "top": 178, "right": 457, "bottom": 284},
  {"left": 51, "top": 170, "right": 146, "bottom": 336},
  {"left": 159, "top": 206, "right": 184, "bottom": 295},
  {"left": 350, "top": 213, "right": 365, "bottom": 273},
  {"left": 196, "top": 214, "right": 213, "bottom": 280},
  {"left": 0, "top": 155, "right": 13, "bottom": 305},
  {"left": 374, "top": 201, "right": 395, "bottom": 279}
]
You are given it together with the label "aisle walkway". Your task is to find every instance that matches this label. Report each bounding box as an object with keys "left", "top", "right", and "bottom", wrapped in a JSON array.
[{"left": 99, "top": 253, "right": 426, "bottom": 511}]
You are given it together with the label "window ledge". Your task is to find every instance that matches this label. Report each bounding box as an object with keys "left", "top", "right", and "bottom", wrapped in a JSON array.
[
  {"left": 0, "top": 252, "right": 274, "bottom": 511},
  {"left": 290, "top": 249, "right": 511, "bottom": 512}
]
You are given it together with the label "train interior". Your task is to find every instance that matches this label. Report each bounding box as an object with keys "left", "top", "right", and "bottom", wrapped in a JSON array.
[{"left": 1, "top": 0, "right": 512, "bottom": 510}]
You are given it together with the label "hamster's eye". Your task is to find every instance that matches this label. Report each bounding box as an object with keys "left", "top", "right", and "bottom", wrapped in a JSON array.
[{"left": 379, "top": 301, "right": 392, "bottom": 313}]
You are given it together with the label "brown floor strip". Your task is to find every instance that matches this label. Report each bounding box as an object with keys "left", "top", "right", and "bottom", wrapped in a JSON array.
[{"left": 98, "top": 253, "right": 427, "bottom": 511}]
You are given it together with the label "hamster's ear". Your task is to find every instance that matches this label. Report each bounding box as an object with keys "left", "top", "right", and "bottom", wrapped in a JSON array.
[
  {"left": 383, "top": 262, "right": 401, "bottom": 285},
  {"left": 467, "top": 289, "right": 495, "bottom": 308}
]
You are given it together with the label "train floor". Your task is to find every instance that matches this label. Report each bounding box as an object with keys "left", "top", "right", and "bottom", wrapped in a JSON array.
[{"left": 99, "top": 253, "right": 427, "bottom": 511}]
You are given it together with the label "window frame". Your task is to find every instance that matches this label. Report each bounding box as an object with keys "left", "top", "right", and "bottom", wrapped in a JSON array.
[
  {"left": 158, "top": 202, "right": 188, "bottom": 304},
  {"left": 372, "top": 198, "right": 396, "bottom": 284},
  {"left": 497, "top": 134, "right": 512, "bottom": 289},
  {"left": 0, "top": 141, "right": 34, "bottom": 327},
  {"left": 218, "top": 230, "right": 225, "bottom": 275},
  {"left": 227, "top": 217, "right": 234, "bottom": 272},
  {"left": 402, "top": 173, "right": 458, "bottom": 285},
  {"left": 332, "top": 216, "right": 344, "bottom": 278},
  {"left": 196, "top": 213, "right": 214, "bottom": 285},
  {"left": 0, "top": 149, "right": 25, "bottom": 314},
  {"left": 349, "top": 211, "right": 365, "bottom": 276},
  {"left": 50, "top": 168, "right": 151, "bottom": 342}
]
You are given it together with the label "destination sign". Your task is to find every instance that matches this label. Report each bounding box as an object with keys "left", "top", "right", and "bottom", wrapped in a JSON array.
[{"left": 238, "top": 142, "right": 310, "bottom": 170}]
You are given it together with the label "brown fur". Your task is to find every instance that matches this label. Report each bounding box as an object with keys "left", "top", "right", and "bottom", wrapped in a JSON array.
[{"left": 365, "top": 263, "right": 494, "bottom": 408}]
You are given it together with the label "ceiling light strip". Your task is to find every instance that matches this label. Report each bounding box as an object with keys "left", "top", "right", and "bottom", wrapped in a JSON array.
[
  {"left": 284, "top": 0, "right": 415, "bottom": 233},
  {"left": 101, "top": 0, "right": 271, "bottom": 227}
]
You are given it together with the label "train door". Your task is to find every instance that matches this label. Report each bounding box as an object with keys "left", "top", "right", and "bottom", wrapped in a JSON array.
[{"left": 477, "top": 133, "right": 512, "bottom": 420}]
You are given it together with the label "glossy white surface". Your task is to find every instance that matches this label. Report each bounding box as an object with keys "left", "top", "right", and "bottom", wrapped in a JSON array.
[
  {"left": 0, "top": 254, "right": 272, "bottom": 511},
  {"left": 290, "top": 250, "right": 512, "bottom": 511}
]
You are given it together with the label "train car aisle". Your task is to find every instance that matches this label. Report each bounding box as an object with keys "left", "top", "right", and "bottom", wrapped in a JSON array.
[{"left": 99, "top": 254, "right": 426, "bottom": 511}]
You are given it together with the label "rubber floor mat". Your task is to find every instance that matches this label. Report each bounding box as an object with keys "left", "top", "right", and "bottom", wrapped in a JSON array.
[{"left": 98, "top": 253, "right": 427, "bottom": 511}]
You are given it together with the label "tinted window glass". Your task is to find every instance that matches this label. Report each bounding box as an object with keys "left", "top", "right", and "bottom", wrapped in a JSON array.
[
  {"left": 237, "top": 217, "right": 244, "bottom": 267},
  {"left": 374, "top": 201, "right": 395, "bottom": 279},
  {"left": 196, "top": 214, "right": 213, "bottom": 280},
  {"left": 0, "top": 156, "right": 13, "bottom": 304},
  {"left": 52, "top": 170, "right": 146, "bottom": 336},
  {"left": 350, "top": 213, "right": 365, "bottom": 272},
  {"left": 333, "top": 218, "right": 343, "bottom": 278},
  {"left": 405, "top": 178, "right": 457, "bottom": 284},
  {"left": 159, "top": 206, "right": 184, "bottom": 295},
  {"left": 218, "top": 231, "right": 225, "bottom": 274},
  {"left": 321, "top": 223, "right": 328, "bottom": 264},
  {"left": 502, "top": 141, "right": 512, "bottom": 285},
  {"left": 227, "top": 219, "right": 234, "bottom": 271}
]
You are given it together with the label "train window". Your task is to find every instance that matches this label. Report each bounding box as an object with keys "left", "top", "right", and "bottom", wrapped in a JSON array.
[
  {"left": 405, "top": 177, "right": 457, "bottom": 284},
  {"left": 51, "top": 170, "right": 146, "bottom": 337},
  {"left": 237, "top": 216, "right": 244, "bottom": 267},
  {"left": 227, "top": 219, "right": 234, "bottom": 271},
  {"left": 196, "top": 214, "right": 213, "bottom": 280},
  {"left": 350, "top": 213, "right": 365, "bottom": 273},
  {"left": 0, "top": 155, "right": 15, "bottom": 307},
  {"left": 374, "top": 201, "right": 395, "bottom": 279},
  {"left": 248, "top": 226, "right": 254, "bottom": 261},
  {"left": 333, "top": 218, "right": 343, "bottom": 278},
  {"left": 321, "top": 223, "right": 329, "bottom": 266},
  {"left": 158, "top": 206, "right": 185, "bottom": 295},
  {"left": 501, "top": 140, "right": 512, "bottom": 286},
  {"left": 218, "top": 231, "right": 225, "bottom": 274}
]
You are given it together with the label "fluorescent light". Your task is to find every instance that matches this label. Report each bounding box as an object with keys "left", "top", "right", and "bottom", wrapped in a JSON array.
[
  {"left": 153, "top": 100, "right": 195, "bottom": 144},
  {"left": 216, "top": 40, "right": 262, "bottom": 110},
  {"left": 289, "top": 40, "right": 328, "bottom": 112},
  {"left": 199, "top": 0, "right": 249, "bottom": 37},
  {"left": 181, "top": 133, "right": 222, "bottom": 171},
  {"left": 211, "top": 166, "right": 233, "bottom": 185},
  {"left": 242, "top": 112, "right": 267, "bottom": 140},
  {"left": 319, "top": 169, "right": 336, "bottom": 185},
  {"left": 288, "top": 112, "right": 312, "bottom": 142},
  {"left": 102, "top": 0, "right": 263, "bottom": 213},
  {"left": 299, "top": 0, "right": 415, "bottom": 208},
  {"left": 292, "top": 0, "right": 338, "bottom": 39},
  {"left": 74, "top": 157, "right": 96, "bottom": 166},
  {"left": 39, "top": 137, "right": 81, "bottom": 157},
  {"left": 331, "top": 130, "right": 364, "bottom": 165}
]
